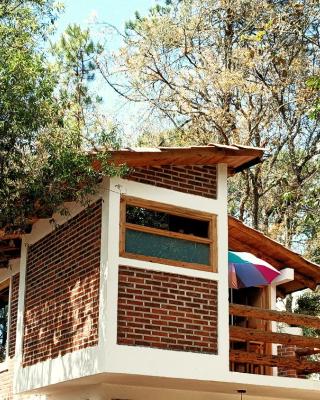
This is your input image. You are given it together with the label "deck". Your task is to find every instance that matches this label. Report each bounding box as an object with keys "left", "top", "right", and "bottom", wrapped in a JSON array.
[{"left": 229, "top": 303, "right": 320, "bottom": 378}]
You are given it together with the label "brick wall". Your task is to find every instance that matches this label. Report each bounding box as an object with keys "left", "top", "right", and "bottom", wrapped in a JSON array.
[
  {"left": 0, "top": 359, "right": 14, "bottom": 400},
  {"left": 277, "top": 345, "right": 299, "bottom": 378},
  {"left": 118, "top": 266, "right": 218, "bottom": 353},
  {"left": 8, "top": 273, "right": 19, "bottom": 358},
  {"left": 127, "top": 165, "right": 217, "bottom": 199},
  {"left": 23, "top": 200, "right": 102, "bottom": 367}
]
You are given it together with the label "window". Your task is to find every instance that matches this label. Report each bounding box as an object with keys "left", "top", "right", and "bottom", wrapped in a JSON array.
[
  {"left": 0, "top": 281, "right": 9, "bottom": 363},
  {"left": 120, "top": 196, "right": 217, "bottom": 272}
]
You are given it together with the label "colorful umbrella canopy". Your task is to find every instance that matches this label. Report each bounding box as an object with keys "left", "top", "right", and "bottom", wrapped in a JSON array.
[{"left": 228, "top": 251, "right": 280, "bottom": 289}]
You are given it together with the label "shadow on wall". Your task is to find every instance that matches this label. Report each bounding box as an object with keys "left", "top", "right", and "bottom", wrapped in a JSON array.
[{"left": 22, "top": 200, "right": 102, "bottom": 368}]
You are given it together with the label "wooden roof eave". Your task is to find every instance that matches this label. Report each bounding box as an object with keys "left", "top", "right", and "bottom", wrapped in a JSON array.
[
  {"left": 228, "top": 216, "right": 320, "bottom": 295},
  {"left": 228, "top": 234, "right": 317, "bottom": 291},
  {"left": 96, "top": 146, "right": 265, "bottom": 170},
  {"left": 0, "top": 232, "right": 23, "bottom": 269}
]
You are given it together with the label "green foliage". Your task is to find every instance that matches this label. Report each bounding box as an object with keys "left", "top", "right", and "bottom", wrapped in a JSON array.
[
  {"left": 51, "top": 24, "right": 115, "bottom": 149},
  {"left": 306, "top": 76, "right": 320, "bottom": 119},
  {"left": 295, "top": 291, "right": 320, "bottom": 337},
  {"left": 0, "top": 2, "right": 124, "bottom": 233},
  {"left": 0, "top": 0, "right": 58, "bottom": 229}
]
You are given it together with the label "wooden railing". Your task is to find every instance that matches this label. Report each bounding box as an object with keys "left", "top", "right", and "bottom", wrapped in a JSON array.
[{"left": 229, "top": 303, "right": 320, "bottom": 376}]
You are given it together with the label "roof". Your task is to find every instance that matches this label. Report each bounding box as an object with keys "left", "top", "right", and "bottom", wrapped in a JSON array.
[
  {"left": 228, "top": 216, "right": 320, "bottom": 295},
  {"left": 0, "top": 233, "right": 21, "bottom": 269},
  {"left": 1, "top": 144, "right": 264, "bottom": 267},
  {"left": 92, "top": 143, "right": 265, "bottom": 175},
  {"left": 4, "top": 144, "right": 318, "bottom": 294}
]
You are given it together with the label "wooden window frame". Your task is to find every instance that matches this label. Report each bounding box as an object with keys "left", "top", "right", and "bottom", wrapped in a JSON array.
[{"left": 120, "top": 196, "right": 218, "bottom": 272}]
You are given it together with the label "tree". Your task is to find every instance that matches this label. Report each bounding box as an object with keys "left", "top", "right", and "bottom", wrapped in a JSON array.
[
  {"left": 306, "top": 76, "right": 320, "bottom": 119},
  {"left": 102, "top": 0, "right": 320, "bottom": 254},
  {"left": 52, "top": 24, "right": 118, "bottom": 149},
  {"left": 0, "top": 0, "right": 58, "bottom": 229},
  {"left": 0, "top": 3, "right": 125, "bottom": 233},
  {"left": 295, "top": 290, "right": 320, "bottom": 337}
]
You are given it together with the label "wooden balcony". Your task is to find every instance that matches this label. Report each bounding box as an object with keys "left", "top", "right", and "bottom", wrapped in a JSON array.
[{"left": 229, "top": 303, "right": 320, "bottom": 378}]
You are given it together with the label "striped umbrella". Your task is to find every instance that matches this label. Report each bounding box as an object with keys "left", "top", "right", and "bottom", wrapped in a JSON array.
[{"left": 228, "top": 251, "right": 280, "bottom": 289}]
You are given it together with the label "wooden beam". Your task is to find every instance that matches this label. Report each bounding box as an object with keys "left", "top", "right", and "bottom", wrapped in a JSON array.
[
  {"left": 230, "top": 303, "right": 320, "bottom": 329},
  {"left": 230, "top": 350, "right": 320, "bottom": 372},
  {"left": 297, "top": 367, "right": 320, "bottom": 375},
  {"left": 294, "top": 271, "right": 317, "bottom": 290},
  {"left": 228, "top": 235, "right": 317, "bottom": 291},
  {"left": 0, "top": 231, "right": 22, "bottom": 240},
  {"left": 228, "top": 217, "right": 320, "bottom": 287},
  {"left": 296, "top": 348, "right": 320, "bottom": 357},
  {"left": 228, "top": 236, "right": 281, "bottom": 267},
  {"left": 230, "top": 326, "right": 320, "bottom": 348},
  {"left": 106, "top": 146, "right": 264, "bottom": 168},
  {"left": 0, "top": 245, "right": 20, "bottom": 252},
  {"left": 0, "top": 279, "right": 10, "bottom": 291}
]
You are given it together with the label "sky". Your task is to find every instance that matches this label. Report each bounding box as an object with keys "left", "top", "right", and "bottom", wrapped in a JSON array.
[
  {"left": 56, "top": 0, "right": 155, "bottom": 36},
  {"left": 54, "top": 0, "right": 158, "bottom": 143}
]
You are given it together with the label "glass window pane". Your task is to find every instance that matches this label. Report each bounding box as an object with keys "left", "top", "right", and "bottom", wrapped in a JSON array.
[
  {"left": 126, "top": 205, "right": 209, "bottom": 238},
  {"left": 125, "top": 229, "right": 210, "bottom": 266}
]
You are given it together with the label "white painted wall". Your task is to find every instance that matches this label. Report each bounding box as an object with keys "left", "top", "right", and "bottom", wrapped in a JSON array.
[
  {"left": 13, "top": 181, "right": 109, "bottom": 394},
  {"left": 9, "top": 167, "right": 320, "bottom": 398},
  {"left": 101, "top": 164, "right": 230, "bottom": 382}
]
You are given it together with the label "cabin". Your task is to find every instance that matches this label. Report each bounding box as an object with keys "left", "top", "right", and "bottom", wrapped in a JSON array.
[{"left": 0, "top": 144, "right": 320, "bottom": 400}]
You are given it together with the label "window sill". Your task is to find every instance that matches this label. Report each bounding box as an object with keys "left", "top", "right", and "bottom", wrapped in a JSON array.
[{"left": 119, "top": 256, "right": 219, "bottom": 281}]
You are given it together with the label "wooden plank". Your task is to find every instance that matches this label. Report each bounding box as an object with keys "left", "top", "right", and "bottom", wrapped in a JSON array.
[
  {"left": 109, "top": 146, "right": 264, "bottom": 168},
  {"left": 0, "top": 231, "right": 22, "bottom": 240},
  {"left": 277, "top": 280, "right": 309, "bottom": 296},
  {"left": 0, "top": 279, "right": 10, "bottom": 292},
  {"left": 210, "top": 215, "right": 218, "bottom": 273},
  {"left": 230, "top": 303, "right": 320, "bottom": 329},
  {"left": 123, "top": 195, "right": 215, "bottom": 220},
  {"left": 228, "top": 235, "right": 282, "bottom": 268},
  {"left": 228, "top": 216, "right": 320, "bottom": 282},
  {"left": 230, "top": 326, "right": 320, "bottom": 348},
  {"left": 228, "top": 235, "right": 317, "bottom": 291},
  {"left": 297, "top": 367, "right": 320, "bottom": 375},
  {"left": 119, "top": 196, "right": 126, "bottom": 256},
  {"left": 0, "top": 244, "right": 21, "bottom": 252},
  {"left": 230, "top": 350, "right": 320, "bottom": 372},
  {"left": 296, "top": 348, "right": 320, "bottom": 357},
  {"left": 120, "top": 251, "right": 214, "bottom": 273},
  {"left": 125, "top": 223, "right": 212, "bottom": 244}
]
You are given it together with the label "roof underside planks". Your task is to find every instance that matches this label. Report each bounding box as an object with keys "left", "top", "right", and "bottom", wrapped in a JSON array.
[
  {"left": 228, "top": 216, "right": 320, "bottom": 295},
  {"left": 0, "top": 235, "right": 21, "bottom": 269},
  {"left": 92, "top": 144, "right": 265, "bottom": 174}
]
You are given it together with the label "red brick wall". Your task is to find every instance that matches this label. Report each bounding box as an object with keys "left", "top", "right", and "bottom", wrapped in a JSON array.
[
  {"left": 23, "top": 200, "right": 102, "bottom": 367},
  {"left": 127, "top": 165, "right": 217, "bottom": 199},
  {"left": 118, "top": 266, "right": 218, "bottom": 353},
  {"left": 277, "top": 345, "right": 299, "bottom": 378},
  {"left": 8, "top": 273, "right": 19, "bottom": 358}
]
